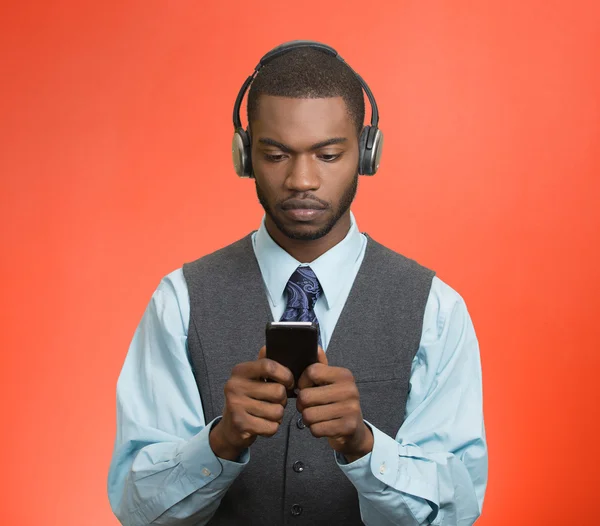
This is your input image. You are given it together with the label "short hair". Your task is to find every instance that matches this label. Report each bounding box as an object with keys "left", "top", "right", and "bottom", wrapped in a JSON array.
[{"left": 247, "top": 47, "right": 365, "bottom": 135}]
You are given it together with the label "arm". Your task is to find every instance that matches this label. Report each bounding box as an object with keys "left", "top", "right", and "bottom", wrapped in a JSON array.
[
  {"left": 107, "top": 270, "right": 248, "bottom": 526},
  {"left": 336, "top": 277, "right": 488, "bottom": 525}
]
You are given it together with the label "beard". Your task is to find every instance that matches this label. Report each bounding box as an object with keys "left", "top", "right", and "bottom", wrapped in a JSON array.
[{"left": 255, "top": 172, "right": 359, "bottom": 241}]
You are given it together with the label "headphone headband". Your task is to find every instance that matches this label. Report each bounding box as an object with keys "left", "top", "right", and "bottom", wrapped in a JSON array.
[{"left": 232, "top": 40, "right": 379, "bottom": 130}]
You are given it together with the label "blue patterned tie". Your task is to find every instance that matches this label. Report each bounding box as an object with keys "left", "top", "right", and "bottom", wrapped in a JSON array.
[{"left": 280, "top": 266, "right": 323, "bottom": 346}]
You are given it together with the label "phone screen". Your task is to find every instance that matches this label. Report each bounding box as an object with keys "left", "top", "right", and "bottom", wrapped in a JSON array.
[{"left": 265, "top": 322, "right": 319, "bottom": 395}]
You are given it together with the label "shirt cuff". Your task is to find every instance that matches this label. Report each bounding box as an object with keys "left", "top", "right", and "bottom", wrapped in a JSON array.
[
  {"left": 335, "top": 421, "right": 438, "bottom": 525},
  {"left": 180, "top": 417, "right": 250, "bottom": 489}
]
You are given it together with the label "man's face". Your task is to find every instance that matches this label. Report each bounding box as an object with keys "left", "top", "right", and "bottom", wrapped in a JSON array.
[{"left": 251, "top": 95, "right": 360, "bottom": 241}]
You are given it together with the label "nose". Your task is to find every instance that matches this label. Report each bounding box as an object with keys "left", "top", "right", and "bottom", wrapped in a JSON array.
[{"left": 284, "top": 154, "right": 320, "bottom": 192}]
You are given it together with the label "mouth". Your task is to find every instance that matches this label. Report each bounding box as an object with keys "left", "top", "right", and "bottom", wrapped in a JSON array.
[
  {"left": 280, "top": 199, "right": 328, "bottom": 222},
  {"left": 281, "top": 208, "right": 327, "bottom": 221}
]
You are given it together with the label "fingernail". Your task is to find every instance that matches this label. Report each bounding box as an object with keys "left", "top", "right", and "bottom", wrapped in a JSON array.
[{"left": 294, "top": 388, "right": 299, "bottom": 395}]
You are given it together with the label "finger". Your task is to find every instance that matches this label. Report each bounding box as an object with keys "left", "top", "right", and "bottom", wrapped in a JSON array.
[
  {"left": 301, "top": 402, "right": 345, "bottom": 426},
  {"left": 245, "top": 398, "right": 286, "bottom": 423},
  {"left": 296, "top": 383, "right": 356, "bottom": 411},
  {"left": 317, "top": 346, "right": 328, "bottom": 365},
  {"left": 256, "top": 359, "right": 295, "bottom": 389},
  {"left": 296, "top": 347, "right": 327, "bottom": 394},
  {"left": 306, "top": 419, "right": 352, "bottom": 440},
  {"left": 236, "top": 412, "right": 280, "bottom": 438},
  {"left": 243, "top": 380, "right": 288, "bottom": 405},
  {"left": 297, "top": 363, "right": 326, "bottom": 390},
  {"left": 301, "top": 364, "right": 354, "bottom": 390},
  {"left": 234, "top": 359, "right": 294, "bottom": 390},
  {"left": 297, "top": 363, "right": 353, "bottom": 390}
]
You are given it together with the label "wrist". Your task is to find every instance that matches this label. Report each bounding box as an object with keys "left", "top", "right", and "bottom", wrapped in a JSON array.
[
  {"left": 344, "top": 423, "right": 374, "bottom": 463},
  {"left": 209, "top": 420, "right": 246, "bottom": 461}
]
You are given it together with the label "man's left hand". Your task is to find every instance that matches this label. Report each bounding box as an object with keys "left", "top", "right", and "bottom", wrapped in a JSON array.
[{"left": 296, "top": 349, "right": 374, "bottom": 463}]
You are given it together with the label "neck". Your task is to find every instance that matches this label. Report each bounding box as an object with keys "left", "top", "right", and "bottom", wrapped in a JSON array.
[{"left": 265, "top": 213, "right": 351, "bottom": 263}]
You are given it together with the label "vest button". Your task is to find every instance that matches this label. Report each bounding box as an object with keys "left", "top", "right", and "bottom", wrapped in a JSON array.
[
  {"left": 291, "top": 504, "right": 303, "bottom": 516},
  {"left": 296, "top": 416, "right": 306, "bottom": 429},
  {"left": 292, "top": 460, "right": 305, "bottom": 473}
]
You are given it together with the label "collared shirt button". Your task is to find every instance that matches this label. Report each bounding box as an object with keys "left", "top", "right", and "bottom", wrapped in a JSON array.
[
  {"left": 201, "top": 467, "right": 211, "bottom": 477},
  {"left": 296, "top": 416, "right": 305, "bottom": 429},
  {"left": 291, "top": 504, "right": 303, "bottom": 516},
  {"left": 292, "top": 460, "right": 305, "bottom": 473}
]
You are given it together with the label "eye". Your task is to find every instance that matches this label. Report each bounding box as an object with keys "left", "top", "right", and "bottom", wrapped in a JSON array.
[
  {"left": 319, "top": 154, "right": 341, "bottom": 162},
  {"left": 264, "top": 153, "right": 287, "bottom": 162}
]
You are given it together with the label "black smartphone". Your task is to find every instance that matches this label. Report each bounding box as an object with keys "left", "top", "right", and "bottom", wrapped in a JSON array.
[{"left": 265, "top": 321, "right": 319, "bottom": 396}]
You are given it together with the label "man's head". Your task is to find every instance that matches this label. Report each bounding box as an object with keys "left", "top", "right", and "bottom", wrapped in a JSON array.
[{"left": 247, "top": 48, "right": 365, "bottom": 242}]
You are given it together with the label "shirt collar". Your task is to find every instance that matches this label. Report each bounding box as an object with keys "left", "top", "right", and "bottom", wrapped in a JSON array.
[{"left": 253, "top": 211, "right": 365, "bottom": 310}]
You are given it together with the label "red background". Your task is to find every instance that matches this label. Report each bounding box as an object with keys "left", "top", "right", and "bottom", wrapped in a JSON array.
[{"left": 1, "top": 1, "right": 599, "bottom": 524}]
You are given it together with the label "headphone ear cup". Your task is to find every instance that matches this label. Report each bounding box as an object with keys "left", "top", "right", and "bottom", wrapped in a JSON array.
[
  {"left": 232, "top": 128, "right": 253, "bottom": 178},
  {"left": 358, "top": 126, "right": 383, "bottom": 176},
  {"left": 358, "top": 126, "right": 371, "bottom": 175}
]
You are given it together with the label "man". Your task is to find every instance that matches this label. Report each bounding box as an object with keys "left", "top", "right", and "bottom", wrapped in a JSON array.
[{"left": 108, "top": 41, "right": 487, "bottom": 525}]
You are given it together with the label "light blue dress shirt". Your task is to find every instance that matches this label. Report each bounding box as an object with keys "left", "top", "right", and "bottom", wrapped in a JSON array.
[{"left": 108, "top": 212, "right": 487, "bottom": 525}]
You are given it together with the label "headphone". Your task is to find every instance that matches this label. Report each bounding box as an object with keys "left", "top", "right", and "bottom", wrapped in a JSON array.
[{"left": 232, "top": 40, "right": 384, "bottom": 178}]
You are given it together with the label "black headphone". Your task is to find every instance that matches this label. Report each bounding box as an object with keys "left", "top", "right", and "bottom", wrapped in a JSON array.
[{"left": 232, "top": 40, "right": 384, "bottom": 178}]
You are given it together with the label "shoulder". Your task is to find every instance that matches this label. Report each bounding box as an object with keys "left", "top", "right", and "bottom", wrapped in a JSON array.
[
  {"left": 366, "top": 236, "right": 435, "bottom": 273},
  {"left": 156, "top": 267, "right": 189, "bottom": 303},
  {"left": 147, "top": 268, "right": 190, "bottom": 333},
  {"left": 424, "top": 275, "right": 472, "bottom": 342},
  {"left": 183, "top": 233, "right": 255, "bottom": 273},
  {"left": 364, "top": 237, "right": 436, "bottom": 291},
  {"left": 366, "top": 236, "right": 470, "bottom": 331}
]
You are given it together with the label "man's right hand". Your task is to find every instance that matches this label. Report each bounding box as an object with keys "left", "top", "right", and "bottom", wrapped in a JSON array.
[{"left": 209, "top": 346, "right": 294, "bottom": 461}]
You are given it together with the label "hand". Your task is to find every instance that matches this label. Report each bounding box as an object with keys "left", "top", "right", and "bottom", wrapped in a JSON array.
[
  {"left": 209, "top": 346, "right": 294, "bottom": 461},
  {"left": 296, "top": 349, "right": 373, "bottom": 463}
]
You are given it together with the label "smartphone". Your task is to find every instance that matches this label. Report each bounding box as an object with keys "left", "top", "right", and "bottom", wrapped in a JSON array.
[{"left": 265, "top": 321, "right": 319, "bottom": 396}]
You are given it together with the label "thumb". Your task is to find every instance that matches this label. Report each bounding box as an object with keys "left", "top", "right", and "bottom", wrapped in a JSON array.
[
  {"left": 317, "top": 346, "right": 328, "bottom": 365},
  {"left": 257, "top": 345, "right": 267, "bottom": 360}
]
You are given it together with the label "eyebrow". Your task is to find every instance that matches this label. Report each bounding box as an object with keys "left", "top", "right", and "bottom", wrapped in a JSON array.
[{"left": 257, "top": 137, "right": 347, "bottom": 153}]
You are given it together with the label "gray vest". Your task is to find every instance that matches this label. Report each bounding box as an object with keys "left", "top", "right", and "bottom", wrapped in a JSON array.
[{"left": 182, "top": 232, "right": 435, "bottom": 526}]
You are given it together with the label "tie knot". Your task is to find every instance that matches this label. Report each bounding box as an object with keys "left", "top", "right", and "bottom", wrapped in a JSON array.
[{"left": 284, "top": 266, "right": 323, "bottom": 310}]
